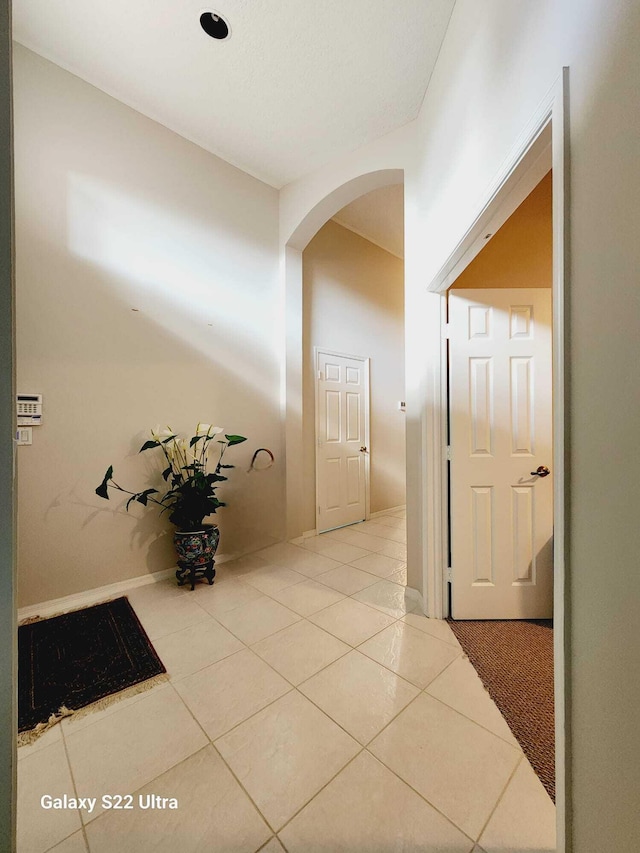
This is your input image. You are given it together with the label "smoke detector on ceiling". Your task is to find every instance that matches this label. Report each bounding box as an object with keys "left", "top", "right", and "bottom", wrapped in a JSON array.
[{"left": 200, "top": 10, "right": 231, "bottom": 41}]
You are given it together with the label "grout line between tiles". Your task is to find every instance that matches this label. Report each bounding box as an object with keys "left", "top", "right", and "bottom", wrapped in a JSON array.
[
  {"left": 138, "top": 572, "right": 418, "bottom": 696},
  {"left": 44, "top": 827, "right": 89, "bottom": 853},
  {"left": 361, "top": 731, "right": 478, "bottom": 847},
  {"left": 131, "top": 600, "right": 214, "bottom": 644},
  {"left": 297, "top": 666, "right": 419, "bottom": 749},
  {"left": 208, "top": 557, "right": 405, "bottom": 639},
  {"left": 270, "top": 746, "right": 366, "bottom": 839},
  {"left": 200, "top": 597, "right": 304, "bottom": 646},
  {"left": 399, "top": 617, "right": 463, "bottom": 649},
  {"left": 256, "top": 837, "right": 284, "bottom": 853},
  {"left": 165, "top": 683, "right": 281, "bottom": 836},
  {"left": 356, "top": 661, "right": 525, "bottom": 843},
  {"left": 163, "top": 638, "right": 249, "bottom": 685},
  {"left": 475, "top": 754, "right": 525, "bottom": 844},
  {"left": 209, "top": 741, "right": 281, "bottom": 839},
  {"left": 58, "top": 679, "right": 172, "bottom": 739},
  {"left": 166, "top": 639, "right": 348, "bottom": 835},
  {"left": 423, "top": 671, "right": 525, "bottom": 750},
  {"left": 414, "top": 649, "right": 465, "bottom": 691},
  {"left": 58, "top": 725, "right": 90, "bottom": 849},
  {"left": 167, "top": 626, "right": 398, "bottom": 837}
]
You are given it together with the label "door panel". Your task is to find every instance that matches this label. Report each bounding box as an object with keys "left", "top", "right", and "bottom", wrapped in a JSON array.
[
  {"left": 317, "top": 352, "right": 369, "bottom": 532},
  {"left": 449, "top": 289, "right": 553, "bottom": 619}
]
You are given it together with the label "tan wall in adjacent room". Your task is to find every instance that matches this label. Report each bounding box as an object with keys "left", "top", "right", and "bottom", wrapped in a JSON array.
[
  {"left": 13, "top": 45, "right": 283, "bottom": 607},
  {"left": 454, "top": 171, "right": 552, "bottom": 289},
  {"left": 302, "top": 219, "right": 405, "bottom": 532}
]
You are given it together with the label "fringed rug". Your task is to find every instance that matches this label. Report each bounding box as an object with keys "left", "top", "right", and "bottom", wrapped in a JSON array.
[
  {"left": 447, "top": 618, "right": 555, "bottom": 802},
  {"left": 19, "top": 596, "right": 166, "bottom": 742}
]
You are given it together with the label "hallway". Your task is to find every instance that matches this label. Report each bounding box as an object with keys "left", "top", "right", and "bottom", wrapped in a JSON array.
[{"left": 17, "top": 509, "right": 555, "bottom": 852}]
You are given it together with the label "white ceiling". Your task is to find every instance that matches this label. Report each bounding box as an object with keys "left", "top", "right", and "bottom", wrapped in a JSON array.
[
  {"left": 12, "top": 0, "right": 455, "bottom": 188},
  {"left": 333, "top": 184, "right": 404, "bottom": 259}
]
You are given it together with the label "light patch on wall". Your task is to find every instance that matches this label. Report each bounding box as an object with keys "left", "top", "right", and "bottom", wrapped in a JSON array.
[{"left": 67, "top": 173, "right": 279, "bottom": 396}]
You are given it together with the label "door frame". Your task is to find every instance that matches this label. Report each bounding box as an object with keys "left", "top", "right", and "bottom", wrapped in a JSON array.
[
  {"left": 0, "top": 4, "right": 16, "bottom": 849},
  {"left": 424, "top": 70, "right": 570, "bottom": 851},
  {"left": 314, "top": 347, "right": 371, "bottom": 533}
]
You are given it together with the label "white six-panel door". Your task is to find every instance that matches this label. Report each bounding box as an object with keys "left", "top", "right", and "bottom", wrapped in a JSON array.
[
  {"left": 449, "top": 289, "right": 553, "bottom": 619},
  {"left": 316, "top": 351, "right": 369, "bottom": 533}
]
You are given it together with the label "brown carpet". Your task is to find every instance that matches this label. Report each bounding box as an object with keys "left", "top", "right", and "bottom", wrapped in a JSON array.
[{"left": 447, "top": 618, "right": 555, "bottom": 802}]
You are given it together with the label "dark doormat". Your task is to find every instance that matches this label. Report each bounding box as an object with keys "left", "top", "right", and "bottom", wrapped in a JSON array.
[
  {"left": 447, "top": 618, "right": 555, "bottom": 802},
  {"left": 19, "top": 596, "right": 166, "bottom": 738}
]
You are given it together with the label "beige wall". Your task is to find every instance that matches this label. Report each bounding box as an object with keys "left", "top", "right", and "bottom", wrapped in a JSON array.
[
  {"left": 302, "top": 220, "right": 405, "bottom": 531},
  {"left": 14, "top": 45, "right": 283, "bottom": 607},
  {"left": 453, "top": 171, "right": 552, "bottom": 289},
  {"left": 404, "top": 1, "right": 640, "bottom": 847}
]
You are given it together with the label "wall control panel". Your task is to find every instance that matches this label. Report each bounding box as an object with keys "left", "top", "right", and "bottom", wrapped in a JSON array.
[{"left": 17, "top": 393, "right": 43, "bottom": 426}]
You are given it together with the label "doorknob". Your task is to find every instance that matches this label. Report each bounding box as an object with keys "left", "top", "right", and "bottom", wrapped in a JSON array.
[
  {"left": 530, "top": 465, "right": 551, "bottom": 477},
  {"left": 360, "top": 446, "right": 368, "bottom": 453}
]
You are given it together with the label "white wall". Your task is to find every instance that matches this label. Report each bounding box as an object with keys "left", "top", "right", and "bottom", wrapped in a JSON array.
[
  {"left": 280, "top": 0, "right": 640, "bottom": 845},
  {"left": 14, "top": 45, "right": 283, "bottom": 607},
  {"left": 302, "top": 220, "right": 405, "bottom": 530},
  {"left": 407, "top": 1, "right": 640, "bottom": 848}
]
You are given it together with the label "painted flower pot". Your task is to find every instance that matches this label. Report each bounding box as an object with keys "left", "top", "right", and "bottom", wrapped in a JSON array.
[{"left": 173, "top": 525, "right": 219, "bottom": 589}]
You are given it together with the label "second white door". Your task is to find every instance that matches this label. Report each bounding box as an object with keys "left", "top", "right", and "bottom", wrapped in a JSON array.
[
  {"left": 449, "top": 288, "right": 553, "bottom": 619},
  {"left": 316, "top": 351, "right": 369, "bottom": 533}
]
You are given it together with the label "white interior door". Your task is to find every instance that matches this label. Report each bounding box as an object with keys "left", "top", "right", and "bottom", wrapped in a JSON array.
[
  {"left": 449, "top": 289, "right": 553, "bottom": 619},
  {"left": 316, "top": 351, "right": 369, "bottom": 533}
]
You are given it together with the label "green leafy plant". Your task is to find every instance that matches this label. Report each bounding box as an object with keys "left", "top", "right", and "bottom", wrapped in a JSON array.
[{"left": 96, "top": 424, "right": 247, "bottom": 530}]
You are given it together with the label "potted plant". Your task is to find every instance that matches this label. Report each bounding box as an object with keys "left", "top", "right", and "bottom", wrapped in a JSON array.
[{"left": 95, "top": 423, "right": 246, "bottom": 588}]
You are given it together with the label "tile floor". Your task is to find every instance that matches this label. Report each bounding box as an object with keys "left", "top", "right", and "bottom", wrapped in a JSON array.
[{"left": 17, "top": 509, "right": 556, "bottom": 852}]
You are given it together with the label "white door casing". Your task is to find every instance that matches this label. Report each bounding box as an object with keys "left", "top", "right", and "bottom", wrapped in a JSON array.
[
  {"left": 449, "top": 288, "right": 553, "bottom": 619},
  {"left": 316, "top": 350, "right": 369, "bottom": 533}
]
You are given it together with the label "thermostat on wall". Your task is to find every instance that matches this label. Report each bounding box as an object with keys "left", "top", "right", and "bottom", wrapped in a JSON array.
[{"left": 17, "top": 393, "right": 43, "bottom": 426}]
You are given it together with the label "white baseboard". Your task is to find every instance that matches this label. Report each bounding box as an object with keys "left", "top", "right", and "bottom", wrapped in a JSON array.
[
  {"left": 17, "top": 549, "right": 240, "bottom": 621},
  {"left": 17, "top": 567, "right": 178, "bottom": 621},
  {"left": 404, "top": 585, "right": 425, "bottom": 615},
  {"left": 290, "top": 529, "right": 319, "bottom": 545},
  {"left": 369, "top": 505, "right": 406, "bottom": 519}
]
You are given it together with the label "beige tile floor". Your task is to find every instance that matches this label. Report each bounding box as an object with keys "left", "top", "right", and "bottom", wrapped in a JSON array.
[{"left": 17, "top": 509, "right": 556, "bottom": 852}]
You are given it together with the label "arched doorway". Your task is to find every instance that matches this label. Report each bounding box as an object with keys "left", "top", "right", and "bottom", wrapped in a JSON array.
[{"left": 282, "top": 169, "right": 404, "bottom": 541}]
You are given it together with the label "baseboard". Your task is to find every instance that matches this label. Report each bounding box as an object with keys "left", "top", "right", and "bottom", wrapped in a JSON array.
[
  {"left": 289, "top": 529, "right": 318, "bottom": 545},
  {"left": 404, "top": 585, "right": 425, "bottom": 615},
  {"left": 17, "top": 568, "right": 177, "bottom": 621},
  {"left": 369, "top": 505, "right": 406, "bottom": 519},
  {"left": 17, "top": 550, "right": 239, "bottom": 621}
]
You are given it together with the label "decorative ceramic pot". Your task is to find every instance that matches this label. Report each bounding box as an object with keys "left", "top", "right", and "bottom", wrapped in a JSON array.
[{"left": 173, "top": 525, "right": 219, "bottom": 589}]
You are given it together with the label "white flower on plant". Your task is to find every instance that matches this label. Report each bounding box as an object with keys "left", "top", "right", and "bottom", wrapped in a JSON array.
[
  {"left": 196, "top": 423, "right": 224, "bottom": 436},
  {"left": 151, "top": 426, "right": 176, "bottom": 441}
]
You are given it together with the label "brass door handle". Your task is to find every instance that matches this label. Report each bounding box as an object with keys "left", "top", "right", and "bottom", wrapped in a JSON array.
[{"left": 531, "top": 465, "right": 551, "bottom": 477}]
